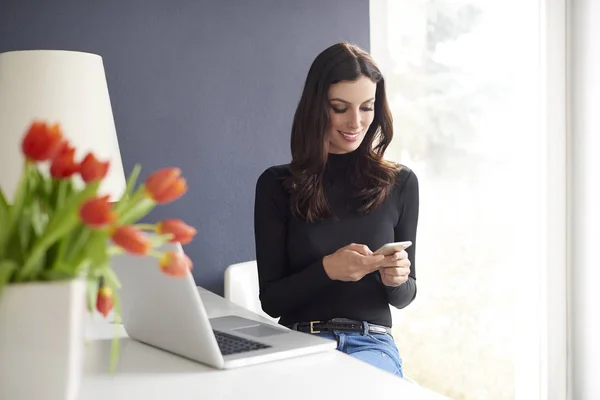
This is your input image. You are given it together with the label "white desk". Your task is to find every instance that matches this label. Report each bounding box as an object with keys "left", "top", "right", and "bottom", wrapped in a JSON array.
[{"left": 80, "top": 287, "right": 449, "bottom": 400}]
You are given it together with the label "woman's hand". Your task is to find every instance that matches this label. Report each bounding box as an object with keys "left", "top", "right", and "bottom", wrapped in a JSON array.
[
  {"left": 322, "top": 243, "right": 385, "bottom": 282},
  {"left": 379, "top": 250, "right": 411, "bottom": 287}
]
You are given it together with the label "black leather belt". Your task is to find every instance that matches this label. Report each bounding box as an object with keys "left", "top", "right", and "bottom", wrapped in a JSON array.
[{"left": 289, "top": 318, "right": 392, "bottom": 335}]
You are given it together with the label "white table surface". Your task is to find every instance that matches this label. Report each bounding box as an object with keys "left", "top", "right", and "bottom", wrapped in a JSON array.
[{"left": 80, "top": 287, "right": 450, "bottom": 400}]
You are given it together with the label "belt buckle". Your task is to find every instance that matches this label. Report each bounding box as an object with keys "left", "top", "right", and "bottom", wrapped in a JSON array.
[
  {"left": 370, "top": 326, "right": 386, "bottom": 334},
  {"left": 309, "top": 321, "right": 320, "bottom": 334}
]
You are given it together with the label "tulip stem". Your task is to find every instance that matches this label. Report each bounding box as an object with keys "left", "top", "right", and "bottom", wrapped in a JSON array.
[
  {"left": 133, "top": 223, "right": 156, "bottom": 232},
  {"left": 150, "top": 250, "right": 163, "bottom": 258}
]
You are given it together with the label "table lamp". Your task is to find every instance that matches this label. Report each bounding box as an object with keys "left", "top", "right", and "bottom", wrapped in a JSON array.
[{"left": 0, "top": 49, "right": 126, "bottom": 201}]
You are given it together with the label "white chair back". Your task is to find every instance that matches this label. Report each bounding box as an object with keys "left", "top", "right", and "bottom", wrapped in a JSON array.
[{"left": 224, "top": 260, "right": 278, "bottom": 322}]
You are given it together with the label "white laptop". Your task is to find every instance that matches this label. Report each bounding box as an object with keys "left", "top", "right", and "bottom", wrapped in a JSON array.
[{"left": 111, "top": 241, "right": 336, "bottom": 369}]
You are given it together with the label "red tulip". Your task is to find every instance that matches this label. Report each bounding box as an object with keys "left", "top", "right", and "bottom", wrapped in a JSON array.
[
  {"left": 145, "top": 168, "right": 187, "bottom": 204},
  {"left": 79, "top": 195, "right": 116, "bottom": 228},
  {"left": 111, "top": 225, "right": 151, "bottom": 255},
  {"left": 21, "top": 121, "right": 64, "bottom": 162},
  {"left": 96, "top": 287, "right": 114, "bottom": 317},
  {"left": 159, "top": 250, "right": 193, "bottom": 278},
  {"left": 50, "top": 143, "right": 79, "bottom": 179},
  {"left": 80, "top": 153, "right": 109, "bottom": 183},
  {"left": 156, "top": 219, "right": 197, "bottom": 245}
]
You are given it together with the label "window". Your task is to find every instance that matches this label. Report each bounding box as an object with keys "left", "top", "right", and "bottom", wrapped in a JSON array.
[{"left": 370, "top": 0, "right": 567, "bottom": 398}]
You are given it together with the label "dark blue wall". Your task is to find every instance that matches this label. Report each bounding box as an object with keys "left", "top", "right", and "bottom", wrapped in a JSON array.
[{"left": 0, "top": 0, "right": 370, "bottom": 294}]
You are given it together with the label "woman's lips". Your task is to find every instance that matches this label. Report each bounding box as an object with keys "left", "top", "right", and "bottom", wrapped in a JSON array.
[{"left": 339, "top": 130, "right": 360, "bottom": 142}]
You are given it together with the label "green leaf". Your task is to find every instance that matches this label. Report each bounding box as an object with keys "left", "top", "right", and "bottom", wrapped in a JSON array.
[
  {"left": 98, "top": 266, "right": 123, "bottom": 373},
  {"left": 18, "top": 207, "right": 34, "bottom": 258},
  {"left": 149, "top": 233, "right": 173, "bottom": 248},
  {"left": 0, "top": 188, "right": 9, "bottom": 238},
  {"left": 30, "top": 199, "right": 47, "bottom": 237},
  {"left": 0, "top": 186, "right": 8, "bottom": 208},
  {"left": 118, "top": 163, "right": 142, "bottom": 205},
  {"left": 86, "top": 277, "right": 100, "bottom": 313},
  {"left": 45, "top": 180, "right": 100, "bottom": 238},
  {"left": 45, "top": 241, "right": 61, "bottom": 273},
  {"left": 117, "top": 197, "right": 155, "bottom": 226},
  {"left": 15, "top": 167, "right": 49, "bottom": 261},
  {"left": 52, "top": 258, "right": 77, "bottom": 276},
  {"left": 77, "top": 230, "right": 109, "bottom": 271},
  {"left": 39, "top": 268, "right": 73, "bottom": 281},
  {"left": 16, "top": 180, "right": 100, "bottom": 281},
  {"left": 0, "top": 260, "right": 18, "bottom": 298},
  {"left": 63, "top": 225, "right": 89, "bottom": 264},
  {"left": 107, "top": 245, "right": 125, "bottom": 256},
  {"left": 48, "top": 223, "right": 83, "bottom": 274},
  {"left": 48, "top": 178, "right": 61, "bottom": 214},
  {"left": 55, "top": 179, "right": 69, "bottom": 211},
  {"left": 10, "top": 162, "right": 32, "bottom": 221},
  {"left": 109, "top": 293, "right": 122, "bottom": 373},
  {"left": 36, "top": 169, "right": 53, "bottom": 198},
  {"left": 0, "top": 161, "right": 30, "bottom": 259},
  {"left": 5, "top": 230, "right": 25, "bottom": 267},
  {"left": 103, "top": 267, "right": 122, "bottom": 290}
]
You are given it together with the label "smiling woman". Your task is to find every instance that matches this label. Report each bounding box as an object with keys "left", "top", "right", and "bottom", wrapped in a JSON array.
[
  {"left": 253, "top": 42, "right": 419, "bottom": 379},
  {"left": 327, "top": 76, "right": 376, "bottom": 154}
]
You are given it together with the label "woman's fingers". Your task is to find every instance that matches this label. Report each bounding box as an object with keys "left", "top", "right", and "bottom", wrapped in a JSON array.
[
  {"left": 343, "top": 249, "right": 385, "bottom": 273},
  {"left": 380, "top": 251, "right": 410, "bottom": 268},
  {"left": 379, "top": 267, "right": 410, "bottom": 287},
  {"left": 393, "top": 250, "right": 408, "bottom": 260},
  {"left": 345, "top": 243, "right": 374, "bottom": 256},
  {"left": 360, "top": 253, "right": 386, "bottom": 269}
]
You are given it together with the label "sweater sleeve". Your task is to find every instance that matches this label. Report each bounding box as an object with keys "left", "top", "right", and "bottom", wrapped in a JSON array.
[
  {"left": 385, "top": 168, "right": 419, "bottom": 309},
  {"left": 253, "top": 169, "right": 332, "bottom": 318}
]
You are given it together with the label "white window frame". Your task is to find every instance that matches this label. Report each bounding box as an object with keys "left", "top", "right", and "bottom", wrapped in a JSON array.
[
  {"left": 369, "top": 1, "right": 570, "bottom": 398},
  {"left": 567, "top": 0, "right": 600, "bottom": 398},
  {"left": 540, "top": 1, "right": 568, "bottom": 399}
]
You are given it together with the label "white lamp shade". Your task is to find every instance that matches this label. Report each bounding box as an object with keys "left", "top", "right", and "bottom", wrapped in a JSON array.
[{"left": 0, "top": 50, "right": 126, "bottom": 201}]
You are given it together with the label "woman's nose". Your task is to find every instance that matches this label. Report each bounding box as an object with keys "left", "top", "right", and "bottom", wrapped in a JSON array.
[{"left": 347, "top": 110, "right": 361, "bottom": 129}]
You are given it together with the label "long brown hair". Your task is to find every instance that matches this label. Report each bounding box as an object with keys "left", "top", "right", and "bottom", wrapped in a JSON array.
[{"left": 286, "top": 42, "right": 399, "bottom": 222}]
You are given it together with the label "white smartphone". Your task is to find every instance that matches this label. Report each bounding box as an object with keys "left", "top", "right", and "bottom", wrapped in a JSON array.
[{"left": 373, "top": 241, "right": 412, "bottom": 256}]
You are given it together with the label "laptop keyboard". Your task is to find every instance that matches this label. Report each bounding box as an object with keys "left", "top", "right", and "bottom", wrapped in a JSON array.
[{"left": 212, "top": 330, "right": 271, "bottom": 356}]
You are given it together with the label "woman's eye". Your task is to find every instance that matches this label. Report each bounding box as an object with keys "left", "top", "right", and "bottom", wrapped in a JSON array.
[{"left": 330, "top": 106, "right": 373, "bottom": 113}]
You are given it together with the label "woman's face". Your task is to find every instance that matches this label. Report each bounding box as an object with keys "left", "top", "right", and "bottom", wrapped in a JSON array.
[{"left": 326, "top": 75, "right": 377, "bottom": 154}]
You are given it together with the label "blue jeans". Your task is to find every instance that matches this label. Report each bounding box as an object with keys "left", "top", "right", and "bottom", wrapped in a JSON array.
[{"left": 317, "top": 328, "right": 403, "bottom": 377}]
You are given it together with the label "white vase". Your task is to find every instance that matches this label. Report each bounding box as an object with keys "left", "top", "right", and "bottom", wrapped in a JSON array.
[{"left": 0, "top": 278, "right": 87, "bottom": 400}]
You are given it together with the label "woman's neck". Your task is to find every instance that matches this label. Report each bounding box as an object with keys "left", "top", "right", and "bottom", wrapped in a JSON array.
[{"left": 326, "top": 150, "right": 356, "bottom": 176}]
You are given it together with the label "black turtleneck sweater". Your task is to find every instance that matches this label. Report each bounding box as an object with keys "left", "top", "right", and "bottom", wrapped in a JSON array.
[{"left": 253, "top": 151, "right": 419, "bottom": 328}]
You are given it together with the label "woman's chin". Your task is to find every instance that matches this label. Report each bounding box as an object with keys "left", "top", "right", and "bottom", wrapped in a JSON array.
[{"left": 329, "top": 137, "right": 363, "bottom": 154}]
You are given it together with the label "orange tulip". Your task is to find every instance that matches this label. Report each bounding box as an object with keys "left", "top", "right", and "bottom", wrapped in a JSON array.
[
  {"left": 111, "top": 225, "right": 151, "bottom": 255},
  {"left": 159, "top": 250, "right": 193, "bottom": 278},
  {"left": 96, "top": 286, "right": 114, "bottom": 317},
  {"left": 145, "top": 168, "right": 188, "bottom": 204},
  {"left": 80, "top": 153, "right": 109, "bottom": 183},
  {"left": 50, "top": 143, "right": 79, "bottom": 179},
  {"left": 79, "top": 195, "right": 116, "bottom": 228},
  {"left": 21, "top": 121, "right": 64, "bottom": 162},
  {"left": 156, "top": 219, "right": 197, "bottom": 245}
]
